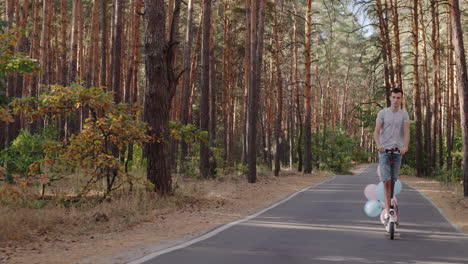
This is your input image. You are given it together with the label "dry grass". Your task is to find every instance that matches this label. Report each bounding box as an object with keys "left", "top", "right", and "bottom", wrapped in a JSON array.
[
  {"left": 0, "top": 167, "right": 268, "bottom": 248},
  {"left": 0, "top": 175, "right": 209, "bottom": 247},
  {"left": 0, "top": 168, "right": 329, "bottom": 264}
]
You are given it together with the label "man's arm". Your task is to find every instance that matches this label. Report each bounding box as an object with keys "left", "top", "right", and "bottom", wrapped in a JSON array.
[
  {"left": 374, "top": 122, "right": 385, "bottom": 152},
  {"left": 401, "top": 122, "right": 410, "bottom": 155}
]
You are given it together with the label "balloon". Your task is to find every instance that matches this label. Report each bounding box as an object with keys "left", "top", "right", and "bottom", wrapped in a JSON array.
[
  {"left": 377, "top": 181, "right": 385, "bottom": 202},
  {"left": 364, "top": 200, "right": 383, "bottom": 217},
  {"left": 377, "top": 165, "right": 382, "bottom": 181},
  {"left": 377, "top": 180, "right": 402, "bottom": 203},
  {"left": 364, "top": 184, "right": 378, "bottom": 201},
  {"left": 394, "top": 179, "right": 402, "bottom": 195}
]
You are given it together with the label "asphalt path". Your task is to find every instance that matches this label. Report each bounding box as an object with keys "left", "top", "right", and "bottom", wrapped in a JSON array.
[{"left": 129, "top": 164, "right": 468, "bottom": 264}]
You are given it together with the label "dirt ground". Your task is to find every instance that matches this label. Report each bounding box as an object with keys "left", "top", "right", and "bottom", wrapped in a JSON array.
[{"left": 1, "top": 165, "right": 467, "bottom": 264}]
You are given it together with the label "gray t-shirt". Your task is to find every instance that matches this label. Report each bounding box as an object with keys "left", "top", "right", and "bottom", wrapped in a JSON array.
[{"left": 376, "top": 107, "right": 409, "bottom": 149}]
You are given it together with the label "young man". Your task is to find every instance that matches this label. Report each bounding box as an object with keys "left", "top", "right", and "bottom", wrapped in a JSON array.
[{"left": 373, "top": 88, "right": 410, "bottom": 223}]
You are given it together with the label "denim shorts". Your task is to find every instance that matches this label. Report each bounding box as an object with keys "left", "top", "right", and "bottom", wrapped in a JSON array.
[{"left": 378, "top": 152, "right": 402, "bottom": 181}]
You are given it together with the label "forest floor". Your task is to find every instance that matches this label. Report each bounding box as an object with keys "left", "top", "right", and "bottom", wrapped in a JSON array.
[{"left": 1, "top": 164, "right": 467, "bottom": 264}]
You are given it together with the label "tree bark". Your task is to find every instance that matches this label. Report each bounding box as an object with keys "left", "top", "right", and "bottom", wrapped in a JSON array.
[
  {"left": 199, "top": 0, "right": 212, "bottom": 178},
  {"left": 69, "top": 0, "right": 81, "bottom": 84},
  {"left": 449, "top": 0, "right": 468, "bottom": 197},
  {"left": 419, "top": 0, "right": 432, "bottom": 174},
  {"left": 180, "top": 0, "right": 195, "bottom": 164},
  {"left": 412, "top": 0, "right": 423, "bottom": 177},
  {"left": 144, "top": 0, "right": 179, "bottom": 195},
  {"left": 110, "top": 0, "right": 123, "bottom": 103},
  {"left": 390, "top": 0, "right": 402, "bottom": 91},
  {"left": 241, "top": 0, "right": 250, "bottom": 165},
  {"left": 100, "top": 0, "right": 108, "bottom": 86},
  {"left": 273, "top": 0, "right": 283, "bottom": 177},
  {"left": 446, "top": 11, "right": 454, "bottom": 170},
  {"left": 375, "top": 0, "right": 391, "bottom": 106},
  {"left": 431, "top": 0, "right": 440, "bottom": 168},
  {"left": 247, "top": 0, "right": 266, "bottom": 183},
  {"left": 303, "top": 0, "right": 312, "bottom": 174}
]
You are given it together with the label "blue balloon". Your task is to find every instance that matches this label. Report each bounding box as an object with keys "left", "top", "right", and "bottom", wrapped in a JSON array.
[
  {"left": 364, "top": 200, "right": 383, "bottom": 217},
  {"left": 377, "top": 180, "right": 403, "bottom": 202},
  {"left": 377, "top": 181, "right": 385, "bottom": 202},
  {"left": 394, "top": 180, "right": 402, "bottom": 195}
]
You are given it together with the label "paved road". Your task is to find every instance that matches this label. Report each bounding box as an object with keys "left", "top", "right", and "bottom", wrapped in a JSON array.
[{"left": 129, "top": 164, "right": 468, "bottom": 264}]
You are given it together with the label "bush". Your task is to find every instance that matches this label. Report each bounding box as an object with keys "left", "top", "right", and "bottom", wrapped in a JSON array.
[
  {"left": 399, "top": 164, "right": 415, "bottom": 176},
  {"left": 433, "top": 167, "right": 463, "bottom": 184},
  {"left": 310, "top": 128, "right": 359, "bottom": 173},
  {"left": 0, "top": 128, "right": 57, "bottom": 182},
  {"left": 10, "top": 84, "right": 150, "bottom": 196}
]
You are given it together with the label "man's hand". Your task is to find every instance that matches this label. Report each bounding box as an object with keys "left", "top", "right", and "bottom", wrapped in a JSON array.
[
  {"left": 378, "top": 146, "right": 385, "bottom": 153},
  {"left": 400, "top": 146, "right": 408, "bottom": 155}
]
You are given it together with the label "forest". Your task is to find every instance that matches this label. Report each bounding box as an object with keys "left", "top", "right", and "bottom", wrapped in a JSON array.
[{"left": 1, "top": 0, "right": 468, "bottom": 206}]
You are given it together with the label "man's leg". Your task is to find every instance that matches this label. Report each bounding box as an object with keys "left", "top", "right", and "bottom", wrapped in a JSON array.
[
  {"left": 379, "top": 152, "right": 392, "bottom": 216},
  {"left": 384, "top": 180, "right": 392, "bottom": 215}
]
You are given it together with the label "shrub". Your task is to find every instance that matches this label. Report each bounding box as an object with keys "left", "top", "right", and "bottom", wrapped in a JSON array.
[{"left": 0, "top": 128, "right": 57, "bottom": 183}]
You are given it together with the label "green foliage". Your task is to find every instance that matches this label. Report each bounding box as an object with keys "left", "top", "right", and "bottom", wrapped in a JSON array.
[
  {"left": 401, "top": 123, "right": 463, "bottom": 185},
  {"left": 352, "top": 104, "right": 381, "bottom": 130},
  {"left": 399, "top": 164, "right": 416, "bottom": 176},
  {"left": 432, "top": 167, "right": 463, "bottom": 184},
  {"left": 0, "top": 25, "right": 39, "bottom": 121},
  {"left": 235, "top": 162, "right": 249, "bottom": 176},
  {"left": 169, "top": 121, "right": 208, "bottom": 144},
  {"left": 399, "top": 121, "right": 417, "bottom": 169},
  {"left": 11, "top": 84, "right": 150, "bottom": 196},
  {"left": 310, "top": 128, "right": 360, "bottom": 173},
  {"left": 0, "top": 26, "right": 40, "bottom": 92},
  {"left": 0, "top": 128, "right": 58, "bottom": 183}
]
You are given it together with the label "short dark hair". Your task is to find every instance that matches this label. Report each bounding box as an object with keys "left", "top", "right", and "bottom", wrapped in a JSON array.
[{"left": 391, "top": 88, "right": 403, "bottom": 95}]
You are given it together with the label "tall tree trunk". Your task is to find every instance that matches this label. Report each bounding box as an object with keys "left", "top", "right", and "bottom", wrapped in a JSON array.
[
  {"left": 449, "top": 0, "right": 468, "bottom": 197},
  {"left": 390, "top": 0, "right": 402, "bottom": 91},
  {"left": 200, "top": 0, "right": 212, "bottom": 178},
  {"left": 88, "top": 0, "right": 100, "bottom": 87},
  {"left": 69, "top": 0, "right": 81, "bottom": 84},
  {"left": 222, "top": 1, "right": 231, "bottom": 164},
  {"left": 419, "top": 0, "right": 432, "bottom": 174},
  {"left": 376, "top": 0, "right": 391, "bottom": 106},
  {"left": 273, "top": 0, "right": 283, "bottom": 176},
  {"left": 16, "top": 0, "right": 29, "bottom": 96},
  {"left": 110, "top": 0, "right": 123, "bottom": 103},
  {"left": 247, "top": 0, "right": 264, "bottom": 183},
  {"left": 4, "top": 0, "right": 16, "bottom": 147},
  {"left": 446, "top": 11, "right": 454, "bottom": 170},
  {"left": 209, "top": 23, "right": 217, "bottom": 174},
  {"left": 60, "top": 0, "right": 67, "bottom": 85},
  {"left": 383, "top": 0, "right": 395, "bottom": 90},
  {"left": 143, "top": 0, "right": 179, "bottom": 195},
  {"left": 291, "top": 0, "right": 302, "bottom": 172},
  {"left": 412, "top": 0, "right": 423, "bottom": 177},
  {"left": 303, "top": 0, "right": 312, "bottom": 174},
  {"left": 431, "top": 0, "right": 440, "bottom": 168},
  {"left": 188, "top": 15, "right": 203, "bottom": 124},
  {"left": 100, "top": 0, "right": 108, "bottom": 86},
  {"left": 242, "top": 0, "right": 250, "bottom": 165},
  {"left": 180, "top": 0, "right": 194, "bottom": 164}
]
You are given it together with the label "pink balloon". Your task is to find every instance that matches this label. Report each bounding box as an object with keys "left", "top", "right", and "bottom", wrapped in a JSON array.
[{"left": 364, "top": 184, "right": 378, "bottom": 201}]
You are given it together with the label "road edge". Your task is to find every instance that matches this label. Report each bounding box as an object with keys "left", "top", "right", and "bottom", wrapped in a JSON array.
[{"left": 126, "top": 175, "right": 337, "bottom": 264}]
